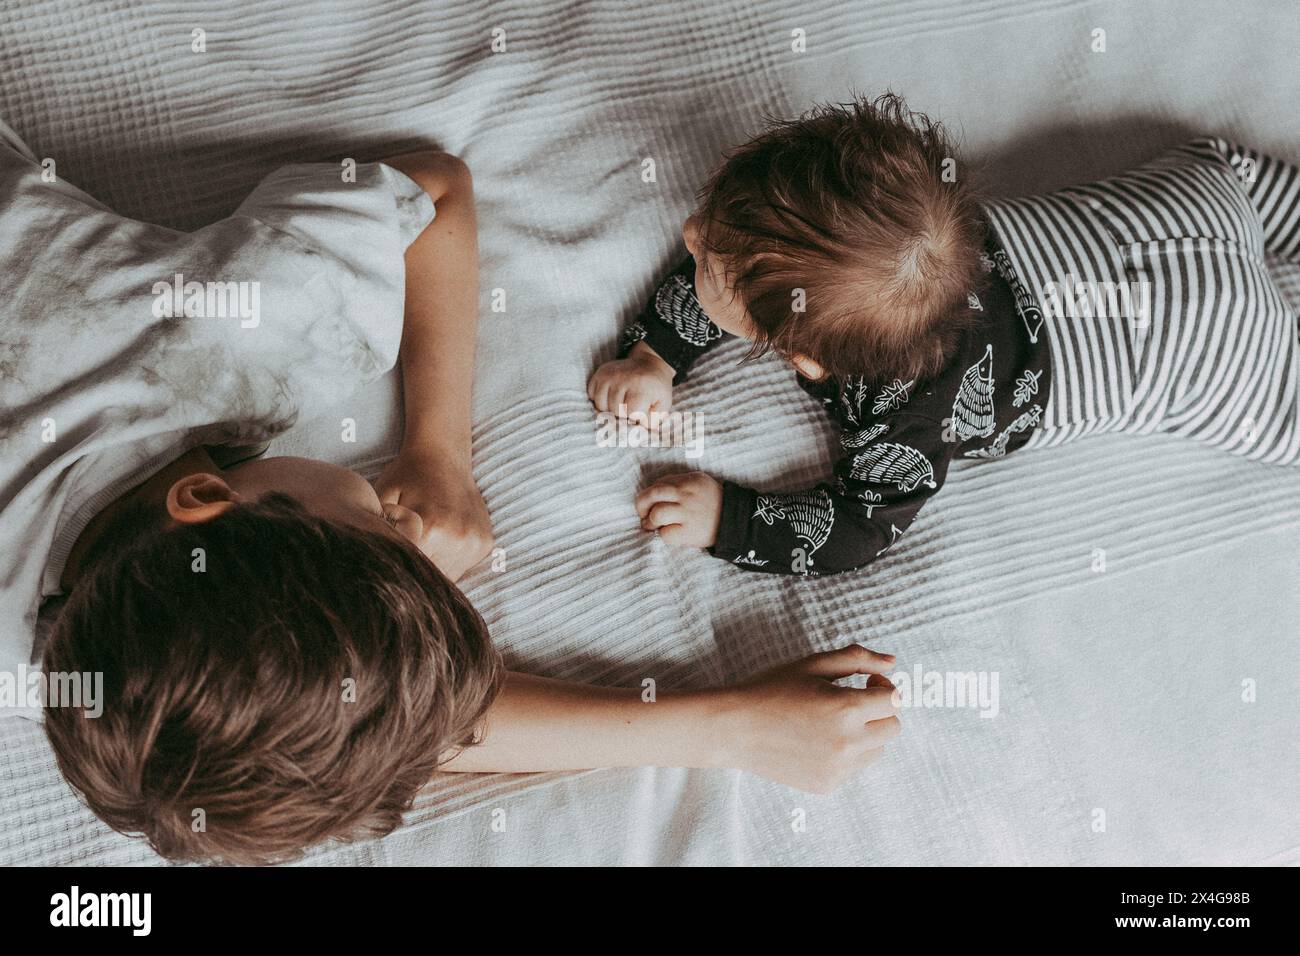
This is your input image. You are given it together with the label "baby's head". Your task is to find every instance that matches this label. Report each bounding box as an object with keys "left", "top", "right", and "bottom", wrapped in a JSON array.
[
  {"left": 43, "top": 455, "right": 501, "bottom": 864},
  {"left": 686, "top": 92, "right": 985, "bottom": 384}
]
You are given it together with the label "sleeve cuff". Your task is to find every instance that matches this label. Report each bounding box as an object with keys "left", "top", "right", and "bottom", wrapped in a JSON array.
[
  {"left": 710, "top": 482, "right": 756, "bottom": 559},
  {"left": 379, "top": 163, "right": 437, "bottom": 248},
  {"left": 637, "top": 318, "right": 698, "bottom": 383}
]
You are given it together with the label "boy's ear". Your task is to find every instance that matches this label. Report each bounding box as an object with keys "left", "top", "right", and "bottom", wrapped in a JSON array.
[
  {"left": 790, "top": 354, "right": 828, "bottom": 381},
  {"left": 166, "top": 473, "right": 242, "bottom": 525}
]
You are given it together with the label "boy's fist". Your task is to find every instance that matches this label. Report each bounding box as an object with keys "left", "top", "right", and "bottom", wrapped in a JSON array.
[
  {"left": 588, "top": 342, "right": 675, "bottom": 417},
  {"left": 636, "top": 471, "right": 723, "bottom": 548},
  {"left": 375, "top": 449, "right": 495, "bottom": 582}
]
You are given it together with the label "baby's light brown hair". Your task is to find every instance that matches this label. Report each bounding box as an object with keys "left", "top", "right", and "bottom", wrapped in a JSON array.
[{"left": 694, "top": 92, "right": 986, "bottom": 384}]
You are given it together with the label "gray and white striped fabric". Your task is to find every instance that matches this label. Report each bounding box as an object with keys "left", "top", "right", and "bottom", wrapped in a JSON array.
[{"left": 984, "top": 138, "right": 1300, "bottom": 463}]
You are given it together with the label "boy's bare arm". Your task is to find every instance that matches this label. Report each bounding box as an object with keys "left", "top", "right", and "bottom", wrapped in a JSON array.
[
  {"left": 375, "top": 150, "right": 492, "bottom": 580},
  {"left": 440, "top": 645, "right": 902, "bottom": 794}
]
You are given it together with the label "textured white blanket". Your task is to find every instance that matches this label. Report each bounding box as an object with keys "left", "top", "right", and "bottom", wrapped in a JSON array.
[{"left": 2, "top": 0, "right": 1298, "bottom": 866}]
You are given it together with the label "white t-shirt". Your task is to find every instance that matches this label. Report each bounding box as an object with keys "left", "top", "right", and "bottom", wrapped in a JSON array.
[{"left": 0, "top": 129, "right": 435, "bottom": 690}]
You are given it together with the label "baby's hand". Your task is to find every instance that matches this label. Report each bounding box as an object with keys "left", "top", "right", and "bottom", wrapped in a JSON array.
[
  {"left": 374, "top": 448, "right": 495, "bottom": 582},
  {"left": 720, "top": 645, "right": 901, "bottom": 794},
  {"left": 636, "top": 471, "right": 723, "bottom": 548},
  {"left": 587, "top": 342, "right": 675, "bottom": 418}
]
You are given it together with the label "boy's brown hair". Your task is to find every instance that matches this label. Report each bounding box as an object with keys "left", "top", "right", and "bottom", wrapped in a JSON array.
[
  {"left": 43, "top": 492, "right": 501, "bottom": 865},
  {"left": 694, "top": 92, "right": 986, "bottom": 384}
]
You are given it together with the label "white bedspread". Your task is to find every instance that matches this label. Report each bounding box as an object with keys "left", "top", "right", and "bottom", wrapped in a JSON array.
[{"left": 2, "top": 0, "right": 1298, "bottom": 866}]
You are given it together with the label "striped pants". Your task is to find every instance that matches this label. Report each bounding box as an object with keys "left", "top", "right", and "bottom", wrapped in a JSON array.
[{"left": 982, "top": 138, "right": 1300, "bottom": 463}]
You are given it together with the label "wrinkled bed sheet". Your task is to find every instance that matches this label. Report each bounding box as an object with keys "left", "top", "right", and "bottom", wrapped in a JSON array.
[{"left": 1, "top": 0, "right": 1298, "bottom": 865}]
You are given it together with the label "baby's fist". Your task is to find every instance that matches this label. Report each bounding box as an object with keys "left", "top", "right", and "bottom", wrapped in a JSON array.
[
  {"left": 587, "top": 342, "right": 675, "bottom": 418},
  {"left": 636, "top": 471, "right": 723, "bottom": 548}
]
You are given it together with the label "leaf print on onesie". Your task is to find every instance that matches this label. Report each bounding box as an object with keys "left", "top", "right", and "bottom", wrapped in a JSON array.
[
  {"left": 752, "top": 491, "right": 836, "bottom": 558},
  {"left": 1012, "top": 368, "right": 1042, "bottom": 407},
  {"left": 753, "top": 496, "right": 787, "bottom": 525},
  {"left": 656, "top": 275, "right": 722, "bottom": 347},
  {"left": 872, "top": 378, "right": 914, "bottom": 415},
  {"left": 876, "top": 523, "right": 905, "bottom": 558},
  {"left": 841, "top": 422, "right": 889, "bottom": 448},
  {"left": 850, "top": 443, "right": 937, "bottom": 493},
  {"left": 839, "top": 376, "right": 871, "bottom": 426},
  {"left": 965, "top": 404, "right": 1044, "bottom": 459},
  {"left": 951, "top": 344, "right": 996, "bottom": 442}
]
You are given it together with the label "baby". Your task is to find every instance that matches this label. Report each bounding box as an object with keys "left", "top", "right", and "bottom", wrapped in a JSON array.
[{"left": 590, "top": 94, "right": 1300, "bottom": 574}]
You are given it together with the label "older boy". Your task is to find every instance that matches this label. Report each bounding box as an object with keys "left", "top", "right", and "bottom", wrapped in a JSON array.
[{"left": 0, "top": 126, "right": 899, "bottom": 863}]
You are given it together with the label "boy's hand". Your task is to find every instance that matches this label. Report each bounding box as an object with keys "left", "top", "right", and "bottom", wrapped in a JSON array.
[
  {"left": 588, "top": 342, "right": 675, "bottom": 418},
  {"left": 719, "top": 645, "right": 901, "bottom": 794},
  {"left": 636, "top": 471, "right": 722, "bottom": 548},
  {"left": 375, "top": 448, "right": 494, "bottom": 582}
]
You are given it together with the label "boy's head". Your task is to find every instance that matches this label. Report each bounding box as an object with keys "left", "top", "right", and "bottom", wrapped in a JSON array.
[
  {"left": 685, "top": 92, "right": 985, "bottom": 384},
  {"left": 44, "top": 456, "right": 501, "bottom": 865}
]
